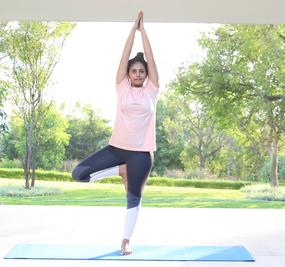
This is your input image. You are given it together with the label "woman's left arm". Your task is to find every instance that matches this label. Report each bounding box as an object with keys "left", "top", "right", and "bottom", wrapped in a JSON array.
[{"left": 139, "top": 12, "right": 159, "bottom": 88}]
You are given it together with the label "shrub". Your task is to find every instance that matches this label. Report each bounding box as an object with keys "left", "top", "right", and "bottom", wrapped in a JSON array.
[
  {"left": 0, "top": 184, "right": 63, "bottom": 197},
  {"left": 241, "top": 184, "right": 285, "bottom": 201},
  {"left": 0, "top": 168, "right": 73, "bottom": 181},
  {"left": 147, "top": 177, "right": 250, "bottom": 189},
  {"left": 0, "top": 159, "right": 23, "bottom": 168}
]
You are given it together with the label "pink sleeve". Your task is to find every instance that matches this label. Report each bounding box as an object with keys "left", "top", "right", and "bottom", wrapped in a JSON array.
[
  {"left": 116, "top": 76, "right": 129, "bottom": 95},
  {"left": 146, "top": 78, "right": 159, "bottom": 96}
]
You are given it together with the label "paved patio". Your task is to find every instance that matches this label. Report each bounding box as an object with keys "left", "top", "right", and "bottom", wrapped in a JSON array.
[{"left": 0, "top": 205, "right": 284, "bottom": 267}]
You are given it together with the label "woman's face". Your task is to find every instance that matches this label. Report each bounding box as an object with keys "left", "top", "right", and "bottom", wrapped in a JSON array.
[{"left": 128, "top": 62, "right": 147, "bottom": 87}]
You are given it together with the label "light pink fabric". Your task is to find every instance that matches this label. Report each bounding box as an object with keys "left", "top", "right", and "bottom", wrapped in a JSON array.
[{"left": 109, "top": 76, "right": 159, "bottom": 152}]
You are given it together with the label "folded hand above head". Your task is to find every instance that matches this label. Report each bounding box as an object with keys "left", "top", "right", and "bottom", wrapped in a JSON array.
[{"left": 133, "top": 11, "right": 144, "bottom": 32}]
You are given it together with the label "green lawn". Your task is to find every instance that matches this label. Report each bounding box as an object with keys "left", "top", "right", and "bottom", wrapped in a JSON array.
[{"left": 0, "top": 178, "right": 284, "bottom": 208}]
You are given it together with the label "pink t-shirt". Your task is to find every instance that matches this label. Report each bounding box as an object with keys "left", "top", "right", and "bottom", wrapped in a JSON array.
[{"left": 109, "top": 76, "right": 159, "bottom": 152}]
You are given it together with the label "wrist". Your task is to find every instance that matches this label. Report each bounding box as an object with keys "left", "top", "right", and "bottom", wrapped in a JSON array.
[{"left": 131, "top": 25, "right": 138, "bottom": 32}]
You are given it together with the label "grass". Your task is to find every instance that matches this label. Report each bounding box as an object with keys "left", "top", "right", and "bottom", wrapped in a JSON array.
[{"left": 0, "top": 178, "right": 284, "bottom": 208}]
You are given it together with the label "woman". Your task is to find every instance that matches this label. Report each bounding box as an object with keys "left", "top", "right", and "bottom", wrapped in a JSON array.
[{"left": 72, "top": 11, "right": 159, "bottom": 255}]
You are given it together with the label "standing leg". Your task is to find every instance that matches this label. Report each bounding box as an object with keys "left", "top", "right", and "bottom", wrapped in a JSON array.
[
  {"left": 121, "top": 151, "right": 153, "bottom": 255},
  {"left": 119, "top": 164, "right": 128, "bottom": 191}
]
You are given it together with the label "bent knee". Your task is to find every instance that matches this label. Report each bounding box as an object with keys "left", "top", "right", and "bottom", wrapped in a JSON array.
[{"left": 72, "top": 165, "right": 91, "bottom": 182}]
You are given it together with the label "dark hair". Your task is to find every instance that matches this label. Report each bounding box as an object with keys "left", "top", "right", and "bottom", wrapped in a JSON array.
[{"left": 127, "top": 52, "right": 148, "bottom": 75}]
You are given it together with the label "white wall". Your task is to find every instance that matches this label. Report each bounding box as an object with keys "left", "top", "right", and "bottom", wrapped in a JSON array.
[{"left": 0, "top": 0, "right": 284, "bottom": 23}]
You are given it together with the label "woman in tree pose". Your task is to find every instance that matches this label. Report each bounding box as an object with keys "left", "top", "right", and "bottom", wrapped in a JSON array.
[{"left": 72, "top": 11, "right": 159, "bottom": 255}]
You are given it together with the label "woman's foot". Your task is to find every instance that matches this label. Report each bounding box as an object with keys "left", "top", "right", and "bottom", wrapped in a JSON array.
[
  {"left": 120, "top": 238, "right": 132, "bottom": 255},
  {"left": 119, "top": 164, "right": 128, "bottom": 191}
]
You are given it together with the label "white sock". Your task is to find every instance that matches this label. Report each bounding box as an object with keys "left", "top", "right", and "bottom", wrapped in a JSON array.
[
  {"left": 123, "top": 205, "right": 140, "bottom": 240},
  {"left": 90, "top": 166, "right": 119, "bottom": 182}
]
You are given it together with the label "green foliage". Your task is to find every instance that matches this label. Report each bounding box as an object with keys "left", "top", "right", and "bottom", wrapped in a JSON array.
[
  {"left": 36, "top": 104, "right": 70, "bottom": 170},
  {"left": 0, "top": 109, "right": 8, "bottom": 135},
  {"left": 198, "top": 24, "right": 285, "bottom": 139},
  {"left": 163, "top": 77, "right": 258, "bottom": 178},
  {"left": 205, "top": 127, "right": 268, "bottom": 180},
  {"left": 170, "top": 24, "right": 285, "bottom": 183},
  {"left": 262, "top": 156, "right": 285, "bottom": 182},
  {"left": 0, "top": 82, "right": 8, "bottom": 135},
  {"left": 0, "top": 24, "right": 8, "bottom": 134},
  {"left": 280, "top": 157, "right": 285, "bottom": 180},
  {"left": 0, "top": 134, "right": 20, "bottom": 160},
  {"left": 1, "top": 104, "right": 70, "bottom": 170},
  {"left": 153, "top": 98, "right": 184, "bottom": 175},
  {"left": 1, "top": 102, "right": 113, "bottom": 171},
  {"left": 0, "top": 110, "right": 23, "bottom": 160},
  {"left": 65, "top": 103, "right": 112, "bottom": 160},
  {"left": 0, "top": 159, "right": 22, "bottom": 168}
]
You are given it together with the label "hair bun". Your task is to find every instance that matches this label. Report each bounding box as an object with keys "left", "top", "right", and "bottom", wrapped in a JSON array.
[{"left": 136, "top": 52, "right": 144, "bottom": 60}]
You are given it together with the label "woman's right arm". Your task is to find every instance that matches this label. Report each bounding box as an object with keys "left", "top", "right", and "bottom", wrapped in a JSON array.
[{"left": 116, "top": 13, "right": 141, "bottom": 84}]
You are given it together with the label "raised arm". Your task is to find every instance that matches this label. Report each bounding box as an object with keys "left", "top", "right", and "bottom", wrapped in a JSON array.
[
  {"left": 116, "top": 14, "right": 141, "bottom": 84},
  {"left": 139, "top": 12, "right": 159, "bottom": 88}
]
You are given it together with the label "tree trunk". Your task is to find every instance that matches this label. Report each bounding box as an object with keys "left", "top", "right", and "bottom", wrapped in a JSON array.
[
  {"left": 227, "top": 158, "right": 233, "bottom": 177},
  {"left": 198, "top": 153, "right": 206, "bottom": 178},
  {"left": 269, "top": 137, "right": 279, "bottom": 187},
  {"left": 199, "top": 155, "right": 206, "bottom": 169},
  {"left": 31, "top": 167, "right": 36, "bottom": 187},
  {"left": 31, "top": 144, "right": 37, "bottom": 188},
  {"left": 24, "top": 126, "right": 32, "bottom": 189},
  {"left": 24, "top": 120, "right": 34, "bottom": 189},
  {"left": 31, "top": 109, "right": 40, "bottom": 188},
  {"left": 24, "top": 148, "right": 30, "bottom": 189}
]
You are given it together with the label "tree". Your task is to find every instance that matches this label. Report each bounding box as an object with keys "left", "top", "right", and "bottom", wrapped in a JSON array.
[
  {"left": 162, "top": 86, "right": 227, "bottom": 176},
  {"left": 35, "top": 104, "right": 70, "bottom": 170},
  {"left": 0, "top": 104, "right": 70, "bottom": 170},
  {"left": 1, "top": 22, "right": 75, "bottom": 188},
  {"left": 153, "top": 97, "right": 184, "bottom": 175},
  {"left": 176, "top": 25, "right": 285, "bottom": 186},
  {"left": 0, "top": 81, "right": 8, "bottom": 136},
  {"left": 0, "top": 23, "right": 8, "bottom": 135},
  {"left": 65, "top": 103, "right": 112, "bottom": 160},
  {"left": 0, "top": 110, "right": 22, "bottom": 161},
  {"left": 0, "top": 106, "right": 8, "bottom": 135}
]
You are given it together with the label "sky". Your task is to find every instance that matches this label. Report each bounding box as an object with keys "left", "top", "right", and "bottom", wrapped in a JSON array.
[{"left": 7, "top": 22, "right": 219, "bottom": 125}]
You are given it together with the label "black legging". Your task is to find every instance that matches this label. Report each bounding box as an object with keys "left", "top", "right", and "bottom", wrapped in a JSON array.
[{"left": 72, "top": 145, "right": 153, "bottom": 207}]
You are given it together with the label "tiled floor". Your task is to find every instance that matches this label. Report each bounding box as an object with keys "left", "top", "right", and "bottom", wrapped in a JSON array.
[{"left": 0, "top": 205, "right": 285, "bottom": 267}]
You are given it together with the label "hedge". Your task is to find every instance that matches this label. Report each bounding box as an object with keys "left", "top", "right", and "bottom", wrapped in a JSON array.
[
  {"left": 0, "top": 168, "right": 72, "bottom": 181},
  {"left": 0, "top": 168, "right": 251, "bottom": 190},
  {"left": 148, "top": 177, "right": 251, "bottom": 189}
]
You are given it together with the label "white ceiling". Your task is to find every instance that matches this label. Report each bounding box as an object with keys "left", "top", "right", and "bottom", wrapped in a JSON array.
[{"left": 0, "top": 0, "right": 284, "bottom": 24}]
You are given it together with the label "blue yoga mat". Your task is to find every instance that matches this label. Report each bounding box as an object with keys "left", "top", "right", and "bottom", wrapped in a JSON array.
[{"left": 4, "top": 244, "right": 255, "bottom": 261}]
